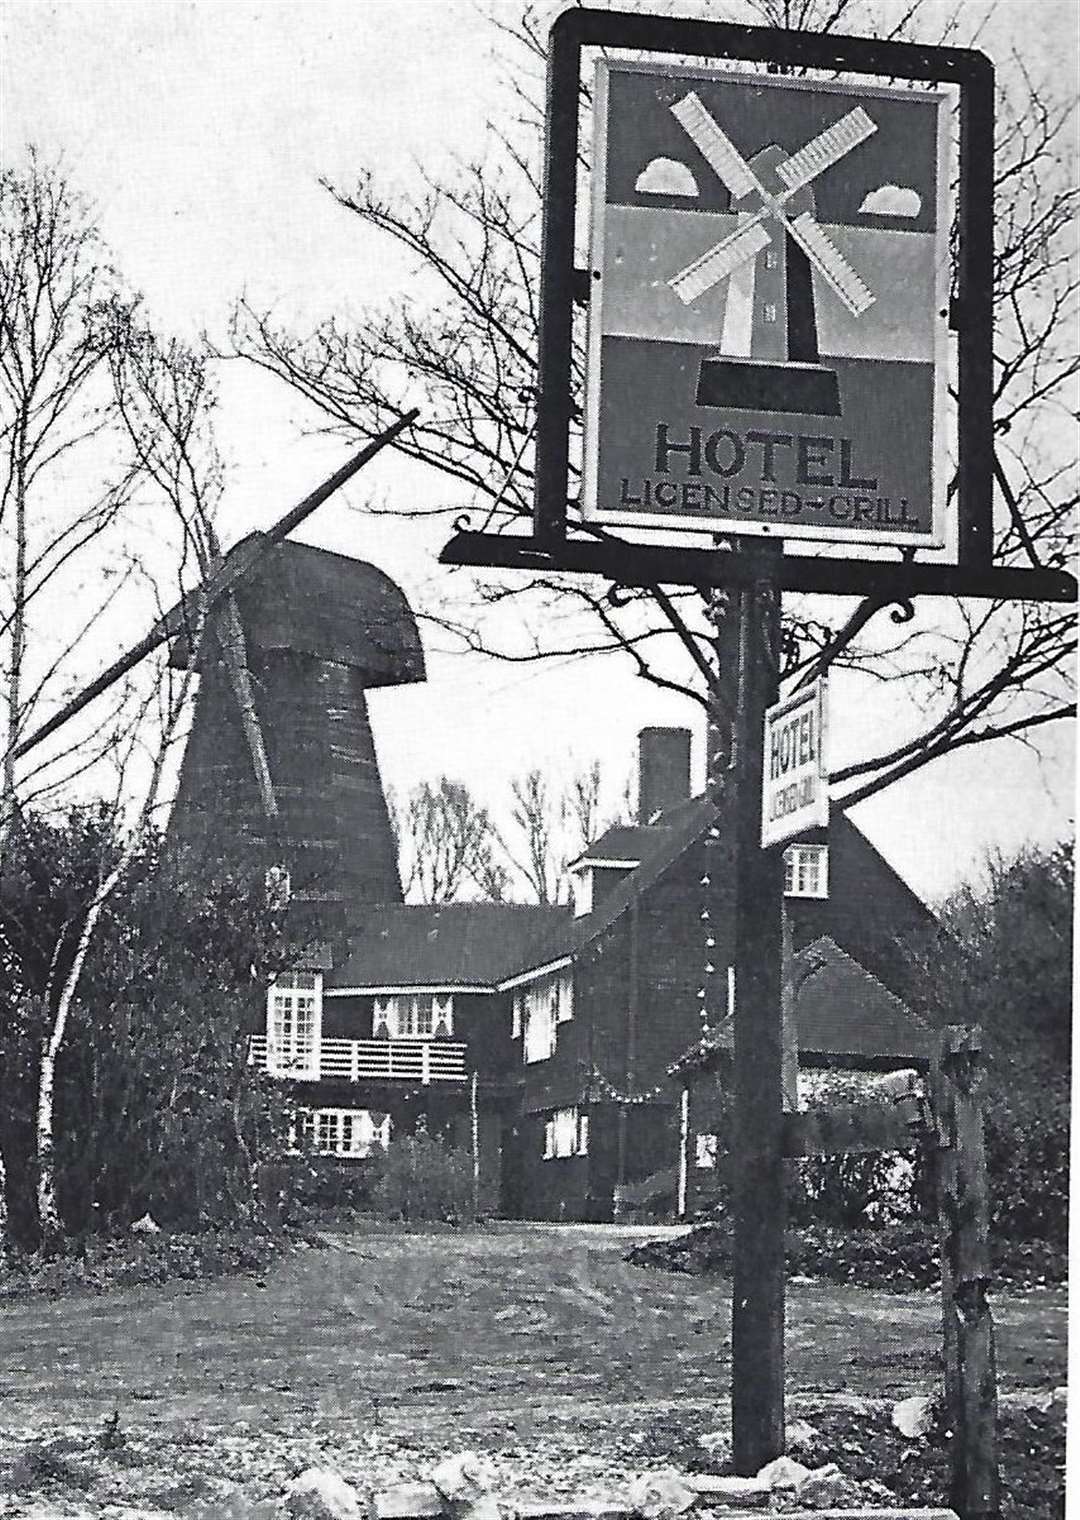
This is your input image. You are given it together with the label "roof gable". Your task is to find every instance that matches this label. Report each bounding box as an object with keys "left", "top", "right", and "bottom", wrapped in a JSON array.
[{"left": 670, "top": 935, "right": 933, "bottom": 1074}]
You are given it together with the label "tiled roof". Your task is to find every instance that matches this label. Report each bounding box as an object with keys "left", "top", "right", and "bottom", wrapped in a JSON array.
[
  {"left": 794, "top": 938, "right": 934, "bottom": 1060},
  {"left": 669, "top": 936, "right": 933, "bottom": 1074},
  {"left": 329, "top": 903, "right": 570, "bottom": 990},
  {"left": 574, "top": 824, "right": 663, "bottom": 864}
]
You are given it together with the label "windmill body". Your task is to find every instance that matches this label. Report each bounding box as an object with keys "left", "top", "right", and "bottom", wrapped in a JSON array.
[{"left": 168, "top": 538, "right": 424, "bottom": 915}]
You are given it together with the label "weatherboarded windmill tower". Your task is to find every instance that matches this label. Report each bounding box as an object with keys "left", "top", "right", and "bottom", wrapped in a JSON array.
[
  {"left": 168, "top": 536, "right": 423, "bottom": 911},
  {"left": 15, "top": 416, "right": 423, "bottom": 922}
]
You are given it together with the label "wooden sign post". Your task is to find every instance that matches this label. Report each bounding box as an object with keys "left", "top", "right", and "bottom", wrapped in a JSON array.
[
  {"left": 728, "top": 575, "right": 786, "bottom": 1474},
  {"left": 932, "top": 1027, "right": 1000, "bottom": 1520}
]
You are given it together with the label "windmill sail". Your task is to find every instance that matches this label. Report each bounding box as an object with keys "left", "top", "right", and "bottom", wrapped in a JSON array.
[
  {"left": 670, "top": 93, "right": 765, "bottom": 201},
  {"left": 787, "top": 210, "right": 876, "bottom": 316},
  {"left": 670, "top": 218, "right": 771, "bottom": 305},
  {"left": 775, "top": 108, "right": 877, "bottom": 194}
]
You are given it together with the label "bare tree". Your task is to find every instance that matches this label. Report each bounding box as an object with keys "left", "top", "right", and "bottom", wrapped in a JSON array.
[
  {"left": 0, "top": 152, "right": 144, "bottom": 836},
  {"left": 391, "top": 758, "right": 632, "bottom": 905},
  {"left": 503, "top": 759, "right": 634, "bottom": 904},
  {"left": 390, "top": 776, "right": 508, "bottom": 903},
  {"left": 506, "top": 768, "right": 562, "bottom": 905},
  {"left": 33, "top": 651, "right": 201, "bottom": 1247},
  {"left": 233, "top": 0, "right": 1076, "bottom": 810},
  {"left": 5, "top": 301, "right": 225, "bottom": 1250}
]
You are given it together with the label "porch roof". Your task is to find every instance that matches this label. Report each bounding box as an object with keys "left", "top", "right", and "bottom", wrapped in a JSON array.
[{"left": 669, "top": 936, "right": 935, "bottom": 1078}]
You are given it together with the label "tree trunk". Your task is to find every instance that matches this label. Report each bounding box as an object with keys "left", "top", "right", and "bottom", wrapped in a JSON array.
[
  {"left": 0, "top": 1144, "right": 9, "bottom": 1271},
  {"left": 35, "top": 1027, "right": 64, "bottom": 1249},
  {"left": 2, "top": 460, "right": 27, "bottom": 842},
  {"left": 33, "top": 662, "right": 197, "bottom": 1251}
]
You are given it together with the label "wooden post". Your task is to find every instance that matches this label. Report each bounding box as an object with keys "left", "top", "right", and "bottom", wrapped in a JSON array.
[
  {"left": 470, "top": 1070, "right": 480, "bottom": 1218},
  {"left": 721, "top": 573, "right": 785, "bottom": 1474},
  {"left": 934, "top": 1026, "right": 999, "bottom": 1520},
  {"left": 677, "top": 1084, "right": 690, "bottom": 1219},
  {"left": 780, "top": 904, "right": 799, "bottom": 1112}
]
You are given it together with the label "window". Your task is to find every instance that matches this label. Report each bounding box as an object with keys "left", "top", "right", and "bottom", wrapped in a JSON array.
[
  {"left": 695, "top": 1133, "right": 718, "bottom": 1170},
  {"left": 511, "top": 992, "right": 522, "bottom": 1040},
  {"left": 572, "top": 868, "right": 593, "bottom": 918},
  {"left": 544, "top": 1107, "right": 588, "bottom": 1160},
  {"left": 522, "top": 969, "right": 572, "bottom": 1063},
  {"left": 372, "top": 994, "right": 453, "bottom": 1040},
  {"left": 267, "top": 971, "right": 321, "bottom": 1076},
  {"left": 784, "top": 844, "right": 829, "bottom": 899},
  {"left": 299, "top": 1107, "right": 391, "bottom": 1157}
]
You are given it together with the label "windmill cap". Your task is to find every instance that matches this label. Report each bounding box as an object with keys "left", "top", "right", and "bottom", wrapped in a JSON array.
[{"left": 171, "top": 537, "right": 425, "bottom": 686}]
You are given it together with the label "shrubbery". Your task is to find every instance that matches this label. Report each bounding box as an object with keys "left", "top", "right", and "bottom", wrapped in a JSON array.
[
  {"left": 369, "top": 1131, "right": 493, "bottom": 1223},
  {"left": 283, "top": 1152, "right": 380, "bottom": 1222},
  {"left": 628, "top": 1217, "right": 1066, "bottom": 1290},
  {"left": 984, "top": 1078, "right": 1070, "bottom": 1249},
  {"left": 0, "top": 1225, "right": 291, "bottom": 1301}
]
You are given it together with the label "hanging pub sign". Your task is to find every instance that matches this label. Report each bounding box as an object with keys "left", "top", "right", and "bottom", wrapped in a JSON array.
[
  {"left": 583, "top": 62, "right": 950, "bottom": 548},
  {"left": 761, "top": 678, "right": 829, "bottom": 849}
]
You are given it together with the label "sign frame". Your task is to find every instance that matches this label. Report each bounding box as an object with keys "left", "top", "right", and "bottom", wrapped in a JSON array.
[
  {"left": 583, "top": 60, "right": 952, "bottom": 550},
  {"left": 760, "top": 677, "right": 829, "bottom": 849},
  {"left": 440, "top": 7, "right": 1075, "bottom": 601}
]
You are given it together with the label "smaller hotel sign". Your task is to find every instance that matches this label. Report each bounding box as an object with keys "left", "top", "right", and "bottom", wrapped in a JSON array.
[{"left": 761, "top": 679, "right": 829, "bottom": 848}]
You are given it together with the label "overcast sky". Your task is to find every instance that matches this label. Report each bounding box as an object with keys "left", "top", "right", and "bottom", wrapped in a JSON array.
[{"left": 2, "top": 0, "right": 1076, "bottom": 904}]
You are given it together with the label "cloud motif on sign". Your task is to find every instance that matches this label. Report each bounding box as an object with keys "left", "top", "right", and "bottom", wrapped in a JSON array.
[
  {"left": 859, "top": 184, "right": 922, "bottom": 217},
  {"left": 635, "top": 156, "right": 699, "bottom": 197}
]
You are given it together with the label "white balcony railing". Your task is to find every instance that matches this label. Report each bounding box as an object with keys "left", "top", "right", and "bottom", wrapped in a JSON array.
[{"left": 248, "top": 1034, "right": 468, "bottom": 1085}]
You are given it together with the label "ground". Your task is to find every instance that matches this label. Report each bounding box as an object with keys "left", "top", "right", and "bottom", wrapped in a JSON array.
[{"left": 0, "top": 1222, "right": 1067, "bottom": 1516}]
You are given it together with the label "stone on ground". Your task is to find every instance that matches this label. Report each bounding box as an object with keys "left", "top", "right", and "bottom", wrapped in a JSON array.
[
  {"left": 627, "top": 1469, "right": 698, "bottom": 1518},
  {"left": 891, "top": 1394, "right": 936, "bottom": 1439},
  {"left": 754, "top": 1454, "right": 812, "bottom": 1490},
  {"left": 284, "top": 1465, "right": 363, "bottom": 1518}
]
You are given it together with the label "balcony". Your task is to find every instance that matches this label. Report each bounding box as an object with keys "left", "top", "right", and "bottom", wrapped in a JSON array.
[{"left": 248, "top": 1035, "right": 469, "bottom": 1085}]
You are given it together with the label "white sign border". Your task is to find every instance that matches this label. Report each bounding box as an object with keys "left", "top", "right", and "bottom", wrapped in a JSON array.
[
  {"left": 760, "top": 676, "right": 830, "bottom": 850},
  {"left": 582, "top": 59, "right": 953, "bottom": 551}
]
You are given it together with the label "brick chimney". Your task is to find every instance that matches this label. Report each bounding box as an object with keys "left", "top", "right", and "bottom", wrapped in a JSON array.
[{"left": 637, "top": 727, "right": 692, "bottom": 824}]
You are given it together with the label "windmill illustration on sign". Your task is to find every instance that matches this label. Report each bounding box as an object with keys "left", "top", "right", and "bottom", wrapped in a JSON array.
[{"left": 668, "top": 92, "right": 878, "bottom": 417}]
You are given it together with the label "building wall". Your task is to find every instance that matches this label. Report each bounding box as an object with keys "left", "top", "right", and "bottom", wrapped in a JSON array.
[{"left": 788, "top": 817, "right": 934, "bottom": 996}]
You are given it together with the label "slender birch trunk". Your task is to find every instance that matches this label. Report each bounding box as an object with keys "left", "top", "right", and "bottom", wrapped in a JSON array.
[
  {"left": 35, "top": 661, "right": 196, "bottom": 1249},
  {"left": 0, "top": 453, "right": 28, "bottom": 1263}
]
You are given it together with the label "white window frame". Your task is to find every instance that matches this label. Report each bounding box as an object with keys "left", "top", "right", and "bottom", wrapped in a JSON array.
[
  {"left": 555, "top": 970, "right": 574, "bottom": 1024},
  {"left": 544, "top": 1107, "right": 588, "bottom": 1160},
  {"left": 300, "top": 1106, "right": 391, "bottom": 1157},
  {"left": 572, "top": 867, "right": 593, "bottom": 918},
  {"left": 784, "top": 844, "right": 829, "bottom": 899},
  {"left": 522, "top": 970, "right": 573, "bottom": 1063},
  {"left": 267, "top": 970, "right": 322, "bottom": 1077},
  {"left": 372, "top": 994, "right": 453, "bottom": 1040}
]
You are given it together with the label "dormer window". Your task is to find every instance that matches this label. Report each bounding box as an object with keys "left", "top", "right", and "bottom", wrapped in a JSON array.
[
  {"left": 784, "top": 844, "right": 829, "bottom": 899},
  {"left": 572, "top": 867, "right": 594, "bottom": 919}
]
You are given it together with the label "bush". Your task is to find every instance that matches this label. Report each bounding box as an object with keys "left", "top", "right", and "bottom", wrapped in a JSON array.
[
  {"left": 627, "top": 1217, "right": 1067, "bottom": 1291},
  {"left": 0, "top": 1225, "right": 293, "bottom": 1301},
  {"left": 282, "top": 1152, "right": 380, "bottom": 1223},
  {"left": 369, "top": 1131, "right": 490, "bottom": 1223},
  {"left": 985, "top": 1077, "right": 1070, "bottom": 1248}
]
